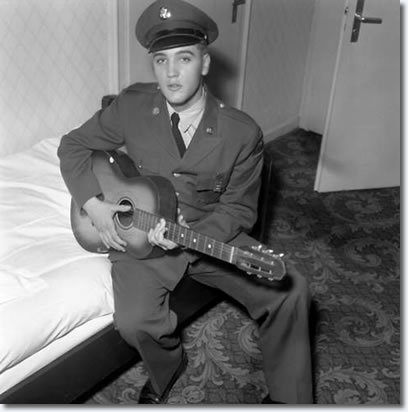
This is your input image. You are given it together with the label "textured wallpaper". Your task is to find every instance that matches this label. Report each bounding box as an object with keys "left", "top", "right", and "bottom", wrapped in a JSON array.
[{"left": 0, "top": 0, "right": 116, "bottom": 156}]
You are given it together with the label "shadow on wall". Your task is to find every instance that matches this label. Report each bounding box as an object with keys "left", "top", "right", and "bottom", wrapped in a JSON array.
[{"left": 205, "top": 48, "right": 237, "bottom": 106}]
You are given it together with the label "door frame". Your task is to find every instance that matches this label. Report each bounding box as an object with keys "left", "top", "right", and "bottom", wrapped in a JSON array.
[
  {"left": 236, "top": 0, "right": 252, "bottom": 109},
  {"left": 314, "top": 0, "right": 349, "bottom": 190},
  {"left": 108, "top": 0, "right": 120, "bottom": 94}
]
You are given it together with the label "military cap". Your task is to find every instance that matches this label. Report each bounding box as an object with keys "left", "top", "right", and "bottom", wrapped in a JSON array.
[{"left": 136, "top": 0, "right": 218, "bottom": 53}]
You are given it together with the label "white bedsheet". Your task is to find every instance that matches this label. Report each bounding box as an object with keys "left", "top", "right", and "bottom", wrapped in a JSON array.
[
  {"left": 0, "top": 314, "right": 113, "bottom": 395},
  {"left": 0, "top": 137, "right": 114, "bottom": 378}
]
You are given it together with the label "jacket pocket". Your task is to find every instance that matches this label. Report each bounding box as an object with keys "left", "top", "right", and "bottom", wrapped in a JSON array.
[{"left": 195, "top": 172, "right": 228, "bottom": 204}]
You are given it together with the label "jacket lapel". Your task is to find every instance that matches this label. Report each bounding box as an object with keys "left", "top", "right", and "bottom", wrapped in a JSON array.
[
  {"left": 180, "top": 91, "right": 222, "bottom": 167},
  {"left": 150, "top": 91, "right": 181, "bottom": 160}
]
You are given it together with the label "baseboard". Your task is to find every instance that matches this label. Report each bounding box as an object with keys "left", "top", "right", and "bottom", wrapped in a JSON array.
[{"left": 263, "top": 116, "right": 299, "bottom": 143}]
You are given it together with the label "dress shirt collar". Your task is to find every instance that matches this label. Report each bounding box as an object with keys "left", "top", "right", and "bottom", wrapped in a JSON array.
[{"left": 166, "top": 86, "right": 207, "bottom": 133}]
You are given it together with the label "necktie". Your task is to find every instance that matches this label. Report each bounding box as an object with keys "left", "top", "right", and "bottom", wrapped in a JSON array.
[{"left": 171, "top": 112, "right": 186, "bottom": 157}]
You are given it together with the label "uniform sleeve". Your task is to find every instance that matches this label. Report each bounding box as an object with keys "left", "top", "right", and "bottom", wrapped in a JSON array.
[
  {"left": 189, "top": 125, "right": 264, "bottom": 255},
  {"left": 57, "top": 95, "right": 126, "bottom": 208}
]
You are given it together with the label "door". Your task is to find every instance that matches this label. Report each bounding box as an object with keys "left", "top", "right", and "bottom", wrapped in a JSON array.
[
  {"left": 314, "top": 0, "right": 400, "bottom": 192},
  {"left": 188, "top": 0, "right": 250, "bottom": 107},
  {"left": 118, "top": 0, "right": 251, "bottom": 108}
]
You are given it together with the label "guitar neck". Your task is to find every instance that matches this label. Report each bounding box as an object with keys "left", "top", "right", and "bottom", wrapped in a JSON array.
[{"left": 133, "top": 209, "right": 235, "bottom": 264}]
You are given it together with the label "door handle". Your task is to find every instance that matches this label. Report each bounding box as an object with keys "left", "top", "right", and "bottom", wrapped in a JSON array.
[
  {"left": 354, "top": 12, "right": 382, "bottom": 24},
  {"left": 351, "top": 0, "right": 382, "bottom": 42},
  {"left": 232, "top": 0, "right": 246, "bottom": 23}
]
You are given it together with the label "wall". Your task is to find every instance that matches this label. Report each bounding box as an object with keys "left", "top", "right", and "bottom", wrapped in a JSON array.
[
  {"left": 0, "top": 0, "right": 316, "bottom": 155},
  {"left": 299, "top": 0, "right": 345, "bottom": 134},
  {"left": 0, "top": 0, "right": 117, "bottom": 157},
  {"left": 242, "top": 0, "right": 315, "bottom": 140}
]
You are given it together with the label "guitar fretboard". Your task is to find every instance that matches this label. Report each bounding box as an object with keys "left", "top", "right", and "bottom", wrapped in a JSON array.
[{"left": 132, "top": 209, "right": 235, "bottom": 263}]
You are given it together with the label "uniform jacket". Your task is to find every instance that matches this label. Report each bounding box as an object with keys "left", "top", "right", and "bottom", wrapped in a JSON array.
[{"left": 58, "top": 83, "right": 264, "bottom": 267}]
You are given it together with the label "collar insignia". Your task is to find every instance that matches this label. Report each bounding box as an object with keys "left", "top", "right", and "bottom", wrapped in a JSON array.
[{"left": 159, "top": 7, "right": 172, "bottom": 20}]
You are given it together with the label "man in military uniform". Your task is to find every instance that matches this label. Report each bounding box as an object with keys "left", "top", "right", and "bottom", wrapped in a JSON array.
[{"left": 58, "top": 0, "right": 313, "bottom": 404}]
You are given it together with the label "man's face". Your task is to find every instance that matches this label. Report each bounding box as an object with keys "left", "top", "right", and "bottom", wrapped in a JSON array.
[{"left": 152, "top": 44, "right": 210, "bottom": 111}]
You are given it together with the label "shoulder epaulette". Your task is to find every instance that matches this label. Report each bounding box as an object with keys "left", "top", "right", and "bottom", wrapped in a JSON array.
[
  {"left": 217, "top": 100, "right": 257, "bottom": 128},
  {"left": 123, "top": 82, "right": 159, "bottom": 94}
]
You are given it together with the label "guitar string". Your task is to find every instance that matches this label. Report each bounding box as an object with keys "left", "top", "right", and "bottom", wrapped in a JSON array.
[
  {"left": 132, "top": 208, "right": 233, "bottom": 261},
  {"left": 123, "top": 209, "right": 283, "bottom": 278}
]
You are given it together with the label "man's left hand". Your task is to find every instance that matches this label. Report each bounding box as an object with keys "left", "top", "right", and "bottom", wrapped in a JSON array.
[{"left": 148, "top": 211, "right": 189, "bottom": 250}]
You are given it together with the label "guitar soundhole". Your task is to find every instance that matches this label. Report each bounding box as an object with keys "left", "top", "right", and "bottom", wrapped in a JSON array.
[{"left": 116, "top": 199, "right": 134, "bottom": 229}]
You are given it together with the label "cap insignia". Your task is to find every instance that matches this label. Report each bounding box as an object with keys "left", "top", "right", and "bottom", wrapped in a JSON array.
[{"left": 159, "top": 7, "right": 172, "bottom": 20}]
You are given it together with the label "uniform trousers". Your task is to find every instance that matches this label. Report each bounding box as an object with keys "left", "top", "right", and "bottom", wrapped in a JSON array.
[{"left": 110, "top": 246, "right": 313, "bottom": 404}]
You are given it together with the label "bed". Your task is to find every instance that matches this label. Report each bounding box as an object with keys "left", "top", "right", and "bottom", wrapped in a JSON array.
[{"left": 0, "top": 98, "right": 272, "bottom": 404}]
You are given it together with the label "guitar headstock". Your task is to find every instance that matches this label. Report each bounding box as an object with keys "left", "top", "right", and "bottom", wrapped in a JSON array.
[{"left": 235, "top": 245, "right": 286, "bottom": 282}]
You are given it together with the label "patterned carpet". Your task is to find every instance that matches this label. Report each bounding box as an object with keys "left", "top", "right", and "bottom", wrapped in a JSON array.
[{"left": 85, "top": 129, "right": 400, "bottom": 405}]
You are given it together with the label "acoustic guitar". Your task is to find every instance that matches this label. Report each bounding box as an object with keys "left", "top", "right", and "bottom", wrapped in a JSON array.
[{"left": 70, "top": 150, "right": 286, "bottom": 282}]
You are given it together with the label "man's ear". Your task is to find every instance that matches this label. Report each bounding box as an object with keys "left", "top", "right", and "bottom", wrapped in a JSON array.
[{"left": 201, "top": 52, "right": 211, "bottom": 76}]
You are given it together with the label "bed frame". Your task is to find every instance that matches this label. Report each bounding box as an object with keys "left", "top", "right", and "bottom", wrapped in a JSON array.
[{"left": 0, "top": 96, "right": 274, "bottom": 404}]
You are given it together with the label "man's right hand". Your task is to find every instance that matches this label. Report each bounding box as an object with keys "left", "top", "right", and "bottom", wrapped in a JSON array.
[{"left": 83, "top": 197, "right": 131, "bottom": 252}]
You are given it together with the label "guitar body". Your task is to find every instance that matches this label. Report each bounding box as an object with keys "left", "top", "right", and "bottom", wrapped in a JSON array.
[
  {"left": 71, "top": 151, "right": 286, "bottom": 281},
  {"left": 70, "top": 151, "right": 177, "bottom": 259}
]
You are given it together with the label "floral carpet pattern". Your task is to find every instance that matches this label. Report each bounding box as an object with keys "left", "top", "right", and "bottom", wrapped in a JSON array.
[{"left": 86, "top": 129, "right": 400, "bottom": 405}]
